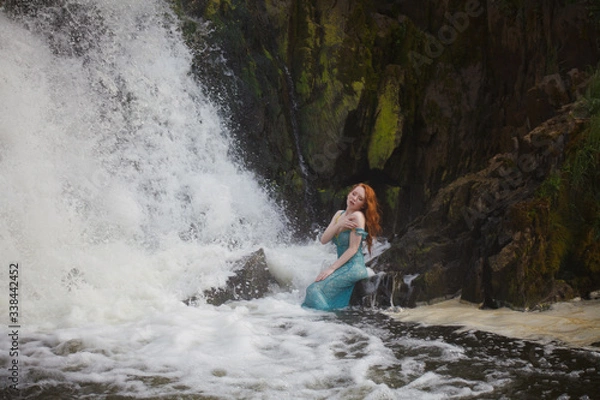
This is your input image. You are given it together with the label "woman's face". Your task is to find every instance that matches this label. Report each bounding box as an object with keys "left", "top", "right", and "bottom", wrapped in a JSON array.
[{"left": 346, "top": 186, "right": 366, "bottom": 212}]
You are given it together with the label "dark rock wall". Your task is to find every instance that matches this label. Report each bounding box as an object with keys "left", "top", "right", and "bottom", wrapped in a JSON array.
[
  {"left": 176, "top": 0, "right": 599, "bottom": 231},
  {"left": 174, "top": 0, "right": 600, "bottom": 309}
]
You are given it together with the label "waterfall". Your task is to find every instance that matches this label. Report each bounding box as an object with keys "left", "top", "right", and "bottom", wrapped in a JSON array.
[
  {"left": 282, "top": 66, "right": 310, "bottom": 180},
  {"left": 0, "top": 0, "right": 289, "bottom": 328}
]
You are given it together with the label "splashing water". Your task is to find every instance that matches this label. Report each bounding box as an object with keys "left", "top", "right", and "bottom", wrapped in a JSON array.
[
  {"left": 0, "top": 0, "right": 291, "bottom": 328},
  {"left": 1, "top": 2, "right": 598, "bottom": 399}
]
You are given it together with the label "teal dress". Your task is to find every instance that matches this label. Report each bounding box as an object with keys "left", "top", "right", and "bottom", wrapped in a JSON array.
[{"left": 302, "top": 227, "right": 369, "bottom": 311}]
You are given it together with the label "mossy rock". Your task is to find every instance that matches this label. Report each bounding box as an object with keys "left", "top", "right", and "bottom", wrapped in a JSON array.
[{"left": 367, "top": 67, "right": 404, "bottom": 170}]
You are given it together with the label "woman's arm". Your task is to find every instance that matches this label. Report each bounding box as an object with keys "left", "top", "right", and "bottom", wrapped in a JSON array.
[
  {"left": 320, "top": 210, "right": 361, "bottom": 244},
  {"left": 320, "top": 210, "right": 344, "bottom": 244}
]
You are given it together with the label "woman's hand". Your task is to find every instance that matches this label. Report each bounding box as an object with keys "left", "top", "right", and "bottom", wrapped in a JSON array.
[
  {"left": 337, "top": 213, "right": 358, "bottom": 231},
  {"left": 315, "top": 267, "right": 335, "bottom": 282},
  {"left": 320, "top": 210, "right": 363, "bottom": 245}
]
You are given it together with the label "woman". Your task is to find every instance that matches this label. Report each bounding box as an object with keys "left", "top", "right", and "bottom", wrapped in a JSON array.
[{"left": 302, "top": 183, "right": 381, "bottom": 311}]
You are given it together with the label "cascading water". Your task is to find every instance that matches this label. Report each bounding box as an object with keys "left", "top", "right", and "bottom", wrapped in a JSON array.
[
  {"left": 1, "top": 2, "right": 599, "bottom": 399},
  {"left": 0, "top": 0, "right": 292, "bottom": 327}
]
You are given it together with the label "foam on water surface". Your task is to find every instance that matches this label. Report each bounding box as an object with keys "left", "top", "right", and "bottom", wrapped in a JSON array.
[{"left": 389, "top": 297, "right": 600, "bottom": 349}]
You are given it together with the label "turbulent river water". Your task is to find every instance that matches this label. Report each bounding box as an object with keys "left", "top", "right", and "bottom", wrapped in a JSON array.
[{"left": 0, "top": 1, "right": 598, "bottom": 399}]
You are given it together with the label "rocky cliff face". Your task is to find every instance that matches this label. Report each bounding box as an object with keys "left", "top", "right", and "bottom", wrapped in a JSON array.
[
  {"left": 3, "top": 0, "right": 597, "bottom": 309},
  {"left": 174, "top": 0, "right": 600, "bottom": 309}
]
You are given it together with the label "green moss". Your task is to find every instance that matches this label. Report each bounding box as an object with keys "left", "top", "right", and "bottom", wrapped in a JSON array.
[
  {"left": 368, "top": 77, "right": 402, "bottom": 170},
  {"left": 295, "top": 59, "right": 313, "bottom": 98},
  {"left": 263, "top": 47, "right": 274, "bottom": 62},
  {"left": 585, "top": 68, "right": 600, "bottom": 100},
  {"left": 352, "top": 80, "right": 364, "bottom": 93},
  {"left": 536, "top": 171, "right": 562, "bottom": 202},
  {"left": 547, "top": 211, "right": 571, "bottom": 272},
  {"left": 505, "top": 70, "right": 600, "bottom": 300},
  {"left": 322, "top": 18, "right": 344, "bottom": 49},
  {"left": 567, "top": 113, "right": 600, "bottom": 190},
  {"left": 288, "top": 0, "right": 379, "bottom": 174},
  {"left": 204, "top": 0, "right": 233, "bottom": 19},
  {"left": 415, "top": 245, "right": 434, "bottom": 256},
  {"left": 562, "top": 114, "right": 600, "bottom": 283},
  {"left": 505, "top": 196, "right": 574, "bottom": 308},
  {"left": 284, "top": 146, "right": 294, "bottom": 163},
  {"left": 385, "top": 186, "right": 400, "bottom": 211},
  {"left": 241, "top": 60, "right": 263, "bottom": 98},
  {"left": 181, "top": 19, "right": 197, "bottom": 37},
  {"left": 291, "top": 171, "right": 305, "bottom": 193},
  {"left": 414, "top": 264, "right": 447, "bottom": 302}
]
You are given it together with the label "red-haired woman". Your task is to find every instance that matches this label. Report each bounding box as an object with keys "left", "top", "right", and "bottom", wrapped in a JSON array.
[{"left": 302, "top": 183, "right": 382, "bottom": 311}]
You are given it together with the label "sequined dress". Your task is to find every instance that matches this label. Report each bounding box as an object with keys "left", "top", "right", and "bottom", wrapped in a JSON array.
[{"left": 302, "top": 227, "right": 368, "bottom": 311}]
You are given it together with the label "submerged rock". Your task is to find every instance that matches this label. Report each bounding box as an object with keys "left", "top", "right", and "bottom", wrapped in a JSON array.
[{"left": 350, "top": 271, "right": 421, "bottom": 309}]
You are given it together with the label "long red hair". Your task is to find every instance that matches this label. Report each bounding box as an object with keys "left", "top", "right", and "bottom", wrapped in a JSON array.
[{"left": 354, "top": 183, "right": 381, "bottom": 254}]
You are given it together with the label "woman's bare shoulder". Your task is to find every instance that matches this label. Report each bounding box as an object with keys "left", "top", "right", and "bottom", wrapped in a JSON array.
[
  {"left": 351, "top": 211, "right": 366, "bottom": 225},
  {"left": 352, "top": 210, "right": 365, "bottom": 218}
]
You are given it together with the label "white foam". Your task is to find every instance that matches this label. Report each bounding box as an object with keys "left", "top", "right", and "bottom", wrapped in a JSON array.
[
  {"left": 13, "top": 297, "right": 399, "bottom": 398},
  {"left": 388, "top": 297, "right": 600, "bottom": 348}
]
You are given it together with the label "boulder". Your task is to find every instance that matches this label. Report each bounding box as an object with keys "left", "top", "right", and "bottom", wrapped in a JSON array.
[
  {"left": 350, "top": 271, "right": 421, "bottom": 309},
  {"left": 368, "top": 106, "right": 593, "bottom": 310},
  {"left": 185, "top": 248, "right": 279, "bottom": 306}
]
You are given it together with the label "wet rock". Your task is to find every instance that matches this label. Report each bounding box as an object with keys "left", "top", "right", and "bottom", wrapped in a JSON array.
[
  {"left": 351, "top": 273, "right": 392, "bottom": 309},
  {"left": 185, "top": 248, "right": 279, "bottom": 307},
  {"left": 350, "top": 271, "right": 421, "bottom": 309},
  {"left": 52, "top": 339, "right": 85, "bottom": 356},
  {"left": 373, "top": 106, "right": 592, "bottom": 310}
]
